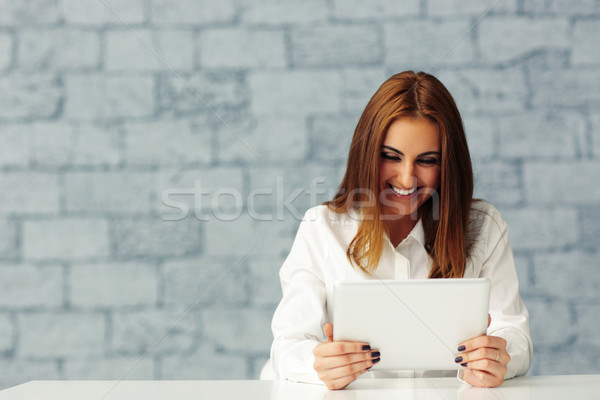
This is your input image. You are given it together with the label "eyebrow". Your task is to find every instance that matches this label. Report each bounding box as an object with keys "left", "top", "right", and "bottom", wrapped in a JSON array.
[{"left": 382, "top": 145, "right": 441, "bottom": 158}]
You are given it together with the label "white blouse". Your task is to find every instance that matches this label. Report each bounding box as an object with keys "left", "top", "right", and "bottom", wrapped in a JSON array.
[{"left": 269, "top": 200, "right": 532, "bottom": 385}]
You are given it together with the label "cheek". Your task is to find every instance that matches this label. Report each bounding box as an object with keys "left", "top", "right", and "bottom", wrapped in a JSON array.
[{"left": 422, "top": 168, "right": 441, "bottom": 189}]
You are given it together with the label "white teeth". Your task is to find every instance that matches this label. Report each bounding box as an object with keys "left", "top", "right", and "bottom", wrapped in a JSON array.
[{"left": 390, "top": 184, "right": 416, "bottom": 196}]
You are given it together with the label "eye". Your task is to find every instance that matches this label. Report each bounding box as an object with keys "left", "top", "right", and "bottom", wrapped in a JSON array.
[
  {"left": 417, "top": 158, "right": 439, "bottom": 165},
  {"left": 381, "top": 152, "right": 401, "bottom": 161}
]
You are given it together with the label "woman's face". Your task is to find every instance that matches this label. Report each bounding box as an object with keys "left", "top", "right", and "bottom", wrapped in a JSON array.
[{"left": 379, "top": 117, "right": 441, "bottom": 218}]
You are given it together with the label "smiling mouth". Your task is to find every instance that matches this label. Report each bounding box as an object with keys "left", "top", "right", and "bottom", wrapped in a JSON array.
[{"left": 389, "top": 183, "right": 417, "bottom": 196}]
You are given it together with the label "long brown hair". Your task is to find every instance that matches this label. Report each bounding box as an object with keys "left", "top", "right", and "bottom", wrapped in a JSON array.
[{"left": 324, "top": 71, "right": 473, "bottom": 278}]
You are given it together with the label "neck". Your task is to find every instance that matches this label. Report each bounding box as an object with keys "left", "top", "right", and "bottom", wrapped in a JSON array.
[{"left": 385, "top": 215, "right": 419, "bottom": 247}]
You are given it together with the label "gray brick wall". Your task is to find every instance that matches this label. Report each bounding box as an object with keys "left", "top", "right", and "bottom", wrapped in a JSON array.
[{"left": 0, "top": 0, "right": 599, "bottom": 389}]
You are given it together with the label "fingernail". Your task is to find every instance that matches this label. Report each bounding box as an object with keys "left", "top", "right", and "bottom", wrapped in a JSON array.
[
  {"left": 371, "top": 351, "right": 380, "bottom": 358},
  {"left": 372, "top": 357, "right": 381, "bottom": 364},
  {"left": 457, "top": 345, "right": 466, "bottom": 352},
  {"left": 362, "top": 345, "right": 371, "bottom": 351},
  {"left": 461, "top": 363, "right": 467, "bottom": 367},
  {"left": 366, "top": 366, "right": 372, "bottom": 370},
  {"left": 455, "top": 356, "right": 463, "bottom": 363}
]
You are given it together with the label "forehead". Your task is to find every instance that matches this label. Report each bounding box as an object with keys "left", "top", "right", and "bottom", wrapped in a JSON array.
[{"left": 383, "top": 118, "right": 440, "bottom": 150}]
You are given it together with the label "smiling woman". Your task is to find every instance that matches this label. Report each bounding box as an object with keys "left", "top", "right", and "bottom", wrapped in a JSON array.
[{"left": 268, "top": 71, "right": 532, "bottom": 390}]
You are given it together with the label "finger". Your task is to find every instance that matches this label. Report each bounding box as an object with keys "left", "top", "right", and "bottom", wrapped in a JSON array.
[
  {"left": 313, "top": 341, "right": 372, "bottom": 357},
  {"left": 325, "top": 370, "right": 363, "bottom": 391},
  {"left": 456, "top": 347, "right": 508, "bottom": 366},
  {"left": 462, "top": 359, "right": 507, "bottom": 378},
  {"left": 315, "top": 350, "right": 380, "bottom": 372},
  {"left": 458, "top": 334, "right": 506, "bottom": 353},
  {"left": 324, "top": 323, "right": 334, "bottom": 342},
  {"left": 462, "top": 367, "right": 503, "bottom": 388},
  {"left": 320, "top": 358, "right": 375, "bottom": 382}
]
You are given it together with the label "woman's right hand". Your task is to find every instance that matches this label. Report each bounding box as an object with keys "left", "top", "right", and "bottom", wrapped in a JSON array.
[{"left": 312, "top": 323, "right": 381, "bottom": 390}]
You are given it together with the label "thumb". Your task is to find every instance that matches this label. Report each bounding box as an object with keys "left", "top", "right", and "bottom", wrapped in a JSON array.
[
  {"left": 488, "top": 314, "right": 492, "bottom": 328},
  {"left": 323, "top": 323, "right": 334, "bottom": 342}
]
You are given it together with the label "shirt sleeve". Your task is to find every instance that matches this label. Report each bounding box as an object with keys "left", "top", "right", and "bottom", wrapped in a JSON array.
[
  {"left": 478, "top": 210, "right": 533, "bottom": 379},
  {"left": 270, "top": 210, "right": 328, "bottom": 385}
]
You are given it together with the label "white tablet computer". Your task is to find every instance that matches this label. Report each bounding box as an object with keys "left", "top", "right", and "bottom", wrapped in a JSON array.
[{"left": 333, "top": 278, "right": 490, "bottom": 371}]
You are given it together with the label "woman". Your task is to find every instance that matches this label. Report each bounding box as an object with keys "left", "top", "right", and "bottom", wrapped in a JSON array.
[{"left": 269, "top": 71, "right": 532, "bottom": 390}]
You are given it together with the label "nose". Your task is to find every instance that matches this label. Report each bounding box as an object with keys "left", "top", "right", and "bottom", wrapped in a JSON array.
[{"left": 396, "top": 162, "right": 416, "bottom": 189}]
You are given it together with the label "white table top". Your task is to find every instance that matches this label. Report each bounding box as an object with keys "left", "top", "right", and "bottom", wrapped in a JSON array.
[{"left": 1, "top": 375, "right": 599, "bottom": 400}]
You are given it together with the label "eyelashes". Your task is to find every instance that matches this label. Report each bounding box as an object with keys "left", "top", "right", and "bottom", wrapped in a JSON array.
[{"left": 380, "top": 153, "right": 440, "bottom": 165}]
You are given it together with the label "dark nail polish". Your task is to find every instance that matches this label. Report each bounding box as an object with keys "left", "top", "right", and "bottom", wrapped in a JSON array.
[
  {"left": 457, "top": 345, "right": 466, "bottom": 352},
  {"left": 362, "top": 345, "right": 371, "bottom": 351},
  {"left": 371, "top": 351, "right": 380, "bottom": 358},
  {"left": 455, "top": 356, "right": 463, "bottom": 363},
  {"left": 461, "top": 363, "right": 467, "bottom": 367},
  {"left": 366, "top": 366, "right": 372, "bottom": 370},
  {"left": 372, "top": 357, "right": 381, "bottom": 364}
]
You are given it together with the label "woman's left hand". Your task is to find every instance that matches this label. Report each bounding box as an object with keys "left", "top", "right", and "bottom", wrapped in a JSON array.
[{"left": 455, "top": 334, "right": 510, "bottom": 388}]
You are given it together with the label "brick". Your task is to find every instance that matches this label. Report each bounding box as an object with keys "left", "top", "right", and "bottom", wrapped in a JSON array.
[
  {"left": 524, "top": 162, "right": 600, "bottom": 204},
  {"left": 65, "top": 172, "right": 154, "bottom": 213},
  {"left": 463, "top": 116, "right": 495, "bottom": 159},
  {"left": 28, "top": 122, "right": 73, "bottom": 166},
  {"left": 0, "top": 314, "right": 13, "bottom": 353},
  {"left": 428, "top": 0, "right": 517, "bottom": 16},
  {"left": 0, "top": 0, "right": 61, "bottom": 26},
  {"left": 61, "top": 0, "right": 145, "bottom": 25},
  {"left": 157, "top": 72, "right": 246, "bottom": 117},
  {"left": 19, "top": 312, "right": 104, "bottom": 358},
  {"left": 479, "top": 17, "right": 569, "bottom": 62},
  {"left": 575, "top": 303, "right": 600, "bottom": 349},
  {"left": 249, "top": 71, "right": 341, "bottom": 115},
  {"left": 521, "top": 0, "right": 598, "bottom": 15},
  {"left": 204, "top": 215, "right": 296, "bottom": 258},
  {"left": 472, "top": 161, "right": 522, "bottom": 206},
  {"left": 23, "top": 219, "right": 109, "bottom": 260},
  {"left": 216, "top": 115, "right": 307, "bottom": 162},
  {"left": 157, "top": 167, "right": 244, "bottom": 221},
  {"left": 573, "top": 20, "right": 600, "bottom": 65},
  {"left": 339, "top": 68, "right": 387, "bottom": 113},
  {"left": 241, "top": 0, "right": 328, "bottom": 25},
  {"left": 160, "top": 345, "right": 247, "bottom": 379},
  {"left": 70, "top": 123, "right": 121, "bottom": 166},
  {"left": 251, "top": 356, "right": 270, "bottom": 379},
  {"left": 201, "top": 307, "right": 273, "bottom": 353},
  {"left": 497, "top": 112, "right": 583, "bottom": 159},
  {"left": 124, "top": 118, "right": 211, "bottom": 166},
  {"left": 533, "top": 251, "right": 600, "bottom": 300},
  {"left": 0, "top": 360, "right": 60, "bottom": 391},
  {"left": 0, "top": 172, "right": 59, "bottom": 215},
  {"left": 248, "top": 260, "right": 282, "bottom": 306},
  {"left": 106, "top": 29, "right": 194, "bottom": 72},
  {"left": 384, "top": 20, "right": 474, "bottom": 67},
  {"left": 0, "top": 125, "right": 29, "bottom": 167},
  {"left": 333, "top": 0, "right": 419, "bottom": 19},
  {"left": 531, "top": 69, "right": 600, "bottom": 108},
  {"left": 526, "top": 298, "right": 574, "bottom": 347},
  {"left": 18, "top": 29, "right": 100, "bottom": 71},
  {"left": 512, "top": 254, "right": 532, "bottom": 294},
  {"left": 163, "top": 257, "right": 248, "bottom": 306},
  {"left": 63, "top": 357, "right": 154, "bottom": 380},
  {"left": 437, "top": 68, "right": 526, "bottom": 113},
  {"left": 501, "top": 208, "right": 578, "bottom": 251},
  {"left": 580, "top": 207, "right": 600, "bottom": 250},
  {"left": 247, "top": 165, "right": 339, "bottom": 219},
  {"left": 0, "top": 219, "right": 18, "bottom": 259},
  {"left": 150, "top": 0, "right": 236, "bottom": 25},
  {"left": 0, "top": 74, "right": 61, "bottom": 119},
  {"left": 70, "top": 263, "right": 158, "bottom": 308},
  {"left": 291, "top": 25, "right": 381, "bottom": 68},
  {"left": 0, "top": 265, "right": 63, "bottom": 308},
  {"left": 0, "top": 33, "right": 12, "bottom": 70},
  {"left": 111, "top": 309, "right": 196, "bottom": 355},
  {"left": 65, "top": 75, "right": 154, "bottom": 120},
  {"left": 200, "top": 28, "right": 286, "bottom": 69},
  {"left": 112, "top": 217, "right": 202, "bottom": 257},
  {"left": 310, "top": 113, "right": 357, "bottom": 162}
]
